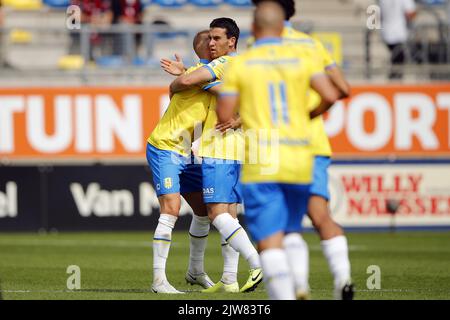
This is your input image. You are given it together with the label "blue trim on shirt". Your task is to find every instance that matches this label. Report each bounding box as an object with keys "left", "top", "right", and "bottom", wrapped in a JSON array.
[
  {"left": 229, "top": 52, "right": 238, "bottom": 57},
  {"left": 203, "top": 81, "right": 221, "bottom": 91},
  {"left": 254, "top": 37, "right": 283, "bottom": 47},
  {"left": 284, "top": 21, "right": 292, "bottom": 28},
  {"left": 199, "top": 59, "right": 210, "bottom": 64},
  {"left": 203, "top": 65, "right": 217, "bottom": 81},
  {"left": 325, "top": 62, "right": 337, "bottom": 70}
]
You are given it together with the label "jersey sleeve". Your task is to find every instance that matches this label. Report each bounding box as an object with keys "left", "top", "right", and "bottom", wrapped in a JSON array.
[
  {"left": 203, "top": 56, "right": 229, "bottom": 81},
  {"left": 308, "top": 54, "right": 327, "bottom": 83},
  {"left": 202, "top": 80, "right": 222, "bottom": 91},
  {"left": 220, "top": 58, "right": 240, "bottom": 97},
  {"left": 314, "top": 38, "right": 336, "bottom": 70}
]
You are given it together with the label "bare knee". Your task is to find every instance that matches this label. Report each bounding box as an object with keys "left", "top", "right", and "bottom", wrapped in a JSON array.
[
  {"left": 207, "top": 203, "right": 229, "bottom": 221},
  {"left": 158, "top": 194, "right": 181, "bottom": 216},
  {"left": 258, "top": 232, "right": 284, "bottom": 252},
  {"left": 308, "top": 195, "right": 343, "bottom": 239}
]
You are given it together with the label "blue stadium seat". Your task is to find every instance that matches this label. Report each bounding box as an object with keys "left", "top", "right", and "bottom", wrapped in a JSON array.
[
  {"left": 153, "top": 0, "right": 188, "bottom": 7},
  {"left": 140, "top": 0, "right": 153, "bottom": 7},
  {"left": 43, "top": 0, "right": 70, "bottom": 8},
  {"left": 420, "top": 0, "right": 446, "bottom": 4},
  {"left": 224, "top": 0, "right": 251, "bottom": 7},
  {"left": 189, "top": 0, "right": 222, "bottom": 7},
  {"left": 95, "top": 56, "right": 126, "bottom": 68}
]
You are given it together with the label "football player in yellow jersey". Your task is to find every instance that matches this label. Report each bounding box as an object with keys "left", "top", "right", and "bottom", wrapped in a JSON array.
[
  {"left": 216, "top": 1, "right": 341, "bottom": 300},
  {"left": 147, "top": 30, "right": 219, "bottom": 294},
  {"left": 167, "top": 18, "right": 263, "bottom": 294},
  {"left": 250, "top": 0, "right": 354, "bottom": 300}
]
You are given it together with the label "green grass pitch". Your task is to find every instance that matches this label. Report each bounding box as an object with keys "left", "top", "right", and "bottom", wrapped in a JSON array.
[{"left": 0, "top": 230, "right": 449, "bottom": 300}]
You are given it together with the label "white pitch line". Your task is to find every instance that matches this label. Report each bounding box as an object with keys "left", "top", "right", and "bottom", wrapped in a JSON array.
[{"left": 0, "top": 240, "right": 368, "bottom": 251}]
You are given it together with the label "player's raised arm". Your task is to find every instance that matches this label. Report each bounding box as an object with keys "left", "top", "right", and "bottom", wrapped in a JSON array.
[
  {"left": 309, "top": 74, "right": 340, "bottom": 119},
  {"left": 160, "top": 54, "right": 186, "bottom": 76}
]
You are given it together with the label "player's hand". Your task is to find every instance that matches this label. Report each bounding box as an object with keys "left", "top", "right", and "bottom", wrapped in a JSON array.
[
  {"left": 215, "top": 116, "right": 241, "bottom": 133},
  {"left": 160, "top": 54, "right": 185, "bottom": 76}
]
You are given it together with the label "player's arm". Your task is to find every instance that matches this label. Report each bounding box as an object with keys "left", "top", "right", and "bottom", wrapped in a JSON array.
[
  {"left": 170, "top": 57, "right": 227, "bottom": 94},
  {"left": 170, "top": 66, "right": 215, "bottom": 94},
  {"left": 160, "top": 54, "right": 186, "bottom": 76},
  {"left": 216, "top": 114, "right": 241, "bottom": 133},
  {"left": 326, "top": 65, "right": 351, "bottom": 99},
  {"left": 315, "top": 39, "right": 351, "bottom": 99},
  {"left": 217, "top": 94, "right": 239, "bottom": 124},
  {"left": 216, "top": 58, "right": 240, "bottom": 125},
  {"left": 204, "top": 81, "right": 241, "bottom": 131},
  {"left": 309, "top": 74, "right": 341, "bottom": 119}
]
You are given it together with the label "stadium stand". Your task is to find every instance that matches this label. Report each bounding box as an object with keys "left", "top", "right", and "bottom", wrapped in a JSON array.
[{"left": 0, "top": 0, "right": 448, "bottom": 83}]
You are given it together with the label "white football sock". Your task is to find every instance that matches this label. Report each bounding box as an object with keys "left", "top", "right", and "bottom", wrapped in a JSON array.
[
  {"left": 321, "top": 235, "right": 351, "bottom": 288},
  {"left": 188, "top": 214, "right": 210, "bottom": 275},
  {"left": 283, "top": 233, "right": 309, "bottom": 293},
  {"left": 221, "top": 233, "right": 239, "bottom": 284},
  {"left": 153, "top": 213, "right": 177, "bottom": 282},
  {"left": 260, "top": 248, "right": 295, "bottom": 300},
  {"left": 212, "top": 213, "right": 260, "bottom": 269}
]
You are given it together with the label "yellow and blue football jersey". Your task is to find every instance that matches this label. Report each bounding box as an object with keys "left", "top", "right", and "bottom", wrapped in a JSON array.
[
  {"left": 282, "top": 23, "right": 334, "bottom": 157},
  {"left": 247, "top": 23, "right": 335, "bottom": 157},
  {"left": 198, "top": 54, "right": 245, "bottom": 161},
  {"left": 148, "top": 61, "right": 211, "bottom": 157},
  {"left": 221, "top": 38, "right": 325, "bottom": 184}
]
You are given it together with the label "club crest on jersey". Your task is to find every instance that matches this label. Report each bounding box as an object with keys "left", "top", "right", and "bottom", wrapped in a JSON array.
[{"left": 164, "top": 178, "right": 173, "bottom": 189}]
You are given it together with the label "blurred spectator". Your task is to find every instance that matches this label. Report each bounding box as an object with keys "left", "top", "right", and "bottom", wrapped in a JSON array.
[
  {"left": 0, "top": 0, "right": 4, "bottom": 68},
  {"left": 111, "top": 0, "right": 143, "bottom": 57},
  {"left": 379, "top": 0, "right": 417, "bottom": 79},
  {"left": 69, "top": 0, "right": 113, "bottom": 60}
]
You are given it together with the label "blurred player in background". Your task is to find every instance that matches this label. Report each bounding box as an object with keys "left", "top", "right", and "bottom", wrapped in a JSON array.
[
  {"left": 169, "top": 18, "right": 263, "bottom": 294},
  {"left": 217, "top": 1, "right": 340, "bottom": 299},
  {"left": 147, "top": 30, "right": 217, "bottom": 294},
  {"left": 251, "top": 0, "right": 354, "bottom": 300}
]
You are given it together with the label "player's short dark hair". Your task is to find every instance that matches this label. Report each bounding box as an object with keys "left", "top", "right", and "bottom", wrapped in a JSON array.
[
  {"left": 209, "top": 17, "right": 240, "bottom": 49},
  {"left": 251, "top": 0, "right": 296, "bottom": 21}
]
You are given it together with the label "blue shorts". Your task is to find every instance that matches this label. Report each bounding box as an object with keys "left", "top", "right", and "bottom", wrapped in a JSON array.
[
  {"left": 146, "top": 143, "right": 202, "bottom": 197},
  {"left": 242, "top": 183, "right": 310, "bottom": 242},
  {"left": 310, "top": 156, "right": 331, "bottom": 201},
  {"left": 201, "top": 157, "right": 243, "bottom": 204}
]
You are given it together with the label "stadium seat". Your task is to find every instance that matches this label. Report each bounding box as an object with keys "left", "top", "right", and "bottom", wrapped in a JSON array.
[
  {"left": 3, "top": 0, "right": 43, "bottom": 10},
  {"left": 9, "top": 29, "right": 33, "bottom": 43},
  {"left": 57, "top": 54, "right": 84, "bottom": 70},
  {"left": 43, "top": 0, "right": 70, "bottom": 8},
  {"left": 152, "top": 0, "right": 188, "bottom": 7},
  {"left": 95, "top": 55, "right": 126, "bottom": 68},
  {"left": 188, "top": 0, "right": 222, "bottom": 7},
  {"left": 223, "top": 0, "right": 251, "bottom": 7},
  {"left": 140, "top": 0, "right": 153, "bottom": 7}
]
